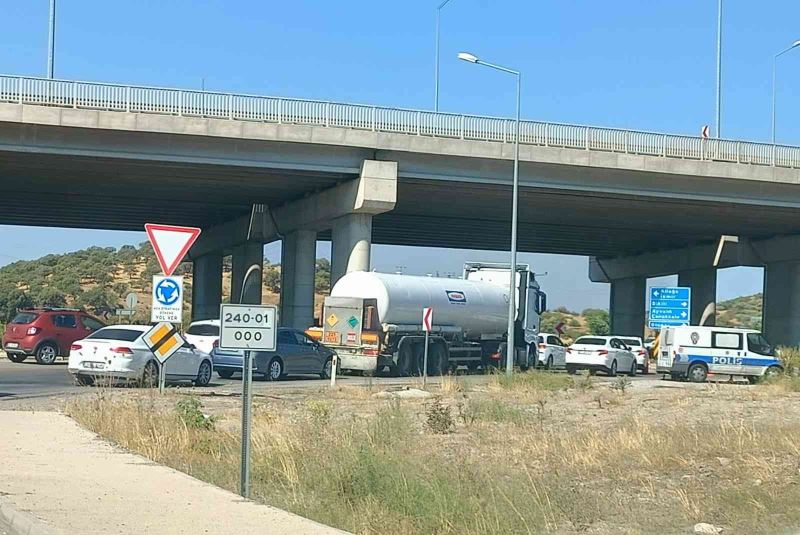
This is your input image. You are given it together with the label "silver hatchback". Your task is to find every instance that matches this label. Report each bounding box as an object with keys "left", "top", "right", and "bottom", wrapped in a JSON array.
[{"left": 211, "top": 327, "right": 336, "bottom": 381}]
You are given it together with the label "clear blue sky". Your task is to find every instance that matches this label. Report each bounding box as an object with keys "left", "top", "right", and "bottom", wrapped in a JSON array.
[{"left": 1, "top": 0, "right": 792, "bottom": 310}]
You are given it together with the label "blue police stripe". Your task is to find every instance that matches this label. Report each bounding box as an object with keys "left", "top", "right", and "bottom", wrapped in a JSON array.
[{"left": 685, "top": 354, "right": 781, "bottom": 367}]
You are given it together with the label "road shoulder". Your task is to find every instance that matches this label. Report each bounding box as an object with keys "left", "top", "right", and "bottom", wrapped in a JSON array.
[{"left": 0, "top": 411, "right": 348, "bottom": 535}]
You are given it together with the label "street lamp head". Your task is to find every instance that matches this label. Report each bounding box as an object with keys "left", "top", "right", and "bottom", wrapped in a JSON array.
[
  {"left": 793, "top": 40, "right": 800, "bottom": 48},
  {"left": 457, "top": 52, "right": 479, "bottom": 64}
]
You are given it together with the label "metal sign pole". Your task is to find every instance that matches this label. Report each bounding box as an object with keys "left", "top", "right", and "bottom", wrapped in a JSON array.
[
  {"left": 422, "top": 330, "right": 430, "bottom": 388},
  {"left": 330, "top": 353, "right": 338, "bottom": 389},
  {"left": 240, "top": 349, "right": 253, "bottom": 499},
  {"left": 158, "top": 363, "right": 165, "bottom": 395}
]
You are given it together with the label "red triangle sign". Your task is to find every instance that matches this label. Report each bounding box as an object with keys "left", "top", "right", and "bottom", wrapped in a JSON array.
[{"left": 144, "top": 224, "right": 201, "bottom": 276}]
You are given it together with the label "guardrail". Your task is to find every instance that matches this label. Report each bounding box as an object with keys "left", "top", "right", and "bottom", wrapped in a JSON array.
[{"left": 1, "top": 74, "right": 797, "bottom": 169}]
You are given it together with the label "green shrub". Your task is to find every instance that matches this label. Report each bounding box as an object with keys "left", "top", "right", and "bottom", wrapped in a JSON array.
[{"left": 175, "top": 397, "right": 215, "bottom": 430}]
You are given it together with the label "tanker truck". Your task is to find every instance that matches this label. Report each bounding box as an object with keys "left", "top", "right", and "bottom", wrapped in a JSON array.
[{"left": 320, "top": 262, "right": 547, "bottom": 376}]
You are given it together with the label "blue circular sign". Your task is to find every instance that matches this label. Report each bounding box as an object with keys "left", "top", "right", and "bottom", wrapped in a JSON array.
[{"left": 155, "top": 278, "right": 181, "bottom": 306}]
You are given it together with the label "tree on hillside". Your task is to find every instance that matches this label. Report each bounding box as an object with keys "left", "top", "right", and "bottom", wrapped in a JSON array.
[
  {"left": 76, "top": 287, "right": 118, "bottom": 318},
  {"left": 315, "top": 258, "right": 331, "bottom": 293},
  {"left": 582, "top": 309, "right": 610, "bottom": 336},
  {"left": 264, "top": 263, "right": 281, "bottom": 293},
  {"left": 0, "top": 289, "right": 34, "bottom": 323},
  {"left": 36, "top": 288, "right": 67, "bottom": 308}
]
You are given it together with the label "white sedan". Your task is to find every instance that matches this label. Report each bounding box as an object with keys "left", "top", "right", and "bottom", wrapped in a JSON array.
[
  {"left": 185, "top": 319, "right": 220, "bottom": 355},
  {"left": 566, "top": 336, "right": 637, "bottom": 377},
  {"left": 68, "top": 325, "right": 213, "bottom": 387},
  {"left": 536, "top": 333, "right": 567, "bottom": 369}
]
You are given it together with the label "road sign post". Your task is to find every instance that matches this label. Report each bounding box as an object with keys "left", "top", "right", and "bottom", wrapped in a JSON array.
[
  {"left": 151, "top": 275, "right": 184, "bottom": 324},
  {"left": 142, "top": 322, "right": 187, "bottom": 395},
  {"left": 648, "top": 287, "right": 692, "bottom": 329},
  {"left": 422, "top": 307, "right": 433, "bottom": 388},
  {"left": 219, "top": 304, "right": 277, "bottom": 499},
  {"left": 144, "top": 224, "right": 201, "bottom": 277}
]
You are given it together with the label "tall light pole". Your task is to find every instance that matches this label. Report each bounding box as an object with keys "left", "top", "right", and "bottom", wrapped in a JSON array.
[
  {"left": 47, "top": 0, "right": 56, "bottom": 78},
  {"left": 435, "top": 0, "right": 455, "bottom": 111},
  {"left": 458, "top": 51, "right": 521, "bottom": 376},
  {"left": 771, "top": 40, "right": 800, "bottom": 144},
  {"left": 715, "top": 0, "right": 722, "bottom": 138}
]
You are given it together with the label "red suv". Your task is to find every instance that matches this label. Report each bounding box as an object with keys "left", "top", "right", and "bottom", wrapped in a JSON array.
[{"left": 3, "top": 308, "right": 105, "bottom": 364}]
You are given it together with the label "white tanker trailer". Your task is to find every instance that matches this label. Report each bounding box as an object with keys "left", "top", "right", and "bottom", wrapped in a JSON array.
[{"left": 321, "top": 262, "right": 547, "bottom": 375}]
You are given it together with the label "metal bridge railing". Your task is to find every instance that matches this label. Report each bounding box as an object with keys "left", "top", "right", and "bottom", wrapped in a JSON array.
[{"left": 1, "top": 74, "right": 798, "bottom": 169}]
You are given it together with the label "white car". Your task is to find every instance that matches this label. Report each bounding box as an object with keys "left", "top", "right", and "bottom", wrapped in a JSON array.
[
  {"left": 536, "top": 333, "right": 567, "bottom": 369},
  {"left": 566, "top": 335, "right": 637, "bottom": 377},
  {"left": 67, "top": 325, "right": 213, "bottom": 387},
  {"left": 617, "top": 336, "right": 650, "bottom": 373},
  {"left": 185, "top": 319, "right": 220, "bottom": 355}
]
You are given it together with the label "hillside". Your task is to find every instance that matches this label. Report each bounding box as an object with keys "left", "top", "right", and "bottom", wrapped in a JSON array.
[
  {"left": 716, "top": 293, "right": 762, "bottom": 330},
  {"left": 0, "top": 243, "right": 330, "bottom": 326}
]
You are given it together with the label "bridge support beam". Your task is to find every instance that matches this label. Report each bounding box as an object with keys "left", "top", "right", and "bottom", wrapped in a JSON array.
[
  {"left": 331, "top": 214, "right": 372, "bottom": 285},
  {"left": 609, "top": 277, "right": 646, "bottom": 337},
  {"left": 280, "top": 230, "right": 317, "bottom": 329},
  {"left": 230, "top": 242, "right": 263, "bottom": 304},
  {"left": 191, "top": 253, "right": 222, "bottom": 321},
  {"left": 763, "top": 261, "right": 800, "bottom": 347},
  {"left": 191, "top": 159, "right": 396, "bottom": 321},
  {"left": 677, "top": 268, "right": 717, "bottom": 326}
]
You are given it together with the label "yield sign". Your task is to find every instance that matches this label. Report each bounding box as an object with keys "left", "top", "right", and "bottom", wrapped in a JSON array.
[{"left": 144, "top": 223, "right": 201, "bottom": 276}]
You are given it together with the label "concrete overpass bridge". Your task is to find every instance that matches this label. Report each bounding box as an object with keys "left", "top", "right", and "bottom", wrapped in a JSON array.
[{"left": 2, "top": 75, "right": 800, "bottom": 343}]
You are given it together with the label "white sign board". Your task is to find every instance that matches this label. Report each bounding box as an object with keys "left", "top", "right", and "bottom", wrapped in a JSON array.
[
  {"left": 219, "top": 304, "right": 277, "bottom": 351},
  {"left": 151, "top": 275, "right": 183, "bottom": 324},
  {"left": 422, "top": 307, "right": 433, "bottom": 332},
  {"left": 144, "top": 223, "right": 201, "bottom": 277}
]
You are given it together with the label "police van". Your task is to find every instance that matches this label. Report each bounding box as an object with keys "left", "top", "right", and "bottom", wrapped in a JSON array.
[{"left": 657, "top": 325, "right": 782, "bottom": 383}]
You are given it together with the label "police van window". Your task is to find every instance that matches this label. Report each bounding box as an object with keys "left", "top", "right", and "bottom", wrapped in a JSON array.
[
  {"left": 712, "top": 332, "right": 742, "bottom": 350},
  {"left": 746, "top": 333, "right": 774, "bottom": 356}
]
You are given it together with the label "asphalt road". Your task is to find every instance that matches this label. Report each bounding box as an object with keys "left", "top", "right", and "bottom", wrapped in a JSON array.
[{"left": 0, "top": 353, "right": 670, "bottom": 401}]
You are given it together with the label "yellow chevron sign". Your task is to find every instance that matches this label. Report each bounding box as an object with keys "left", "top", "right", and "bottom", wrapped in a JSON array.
[{"left": 143, "top": 322, "right": 185, "bottom": 364}]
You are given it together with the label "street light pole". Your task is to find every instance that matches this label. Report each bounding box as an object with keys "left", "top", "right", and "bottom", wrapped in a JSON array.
[
  {"left": 771, "top": 40, "right": 800, "bottom": 145},
  {"left": 47, "top": 0, "right": 56, "bottom": 78},
  {"left": 435, "top": 0, "right": 454, "bottom": 111},
  {"left": 715, "top": 0, "right": 722, "bottom": 138},
  {"left": 458, "top": 52, "right": 521, "bottom": 376}
]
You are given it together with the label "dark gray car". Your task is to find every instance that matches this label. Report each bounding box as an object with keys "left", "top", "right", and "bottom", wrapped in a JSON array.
[{"left": 211, "top": 327, "right": 336, "bottom": 380}]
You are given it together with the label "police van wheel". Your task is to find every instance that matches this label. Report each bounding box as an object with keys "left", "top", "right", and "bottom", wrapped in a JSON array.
[{"left": 687, "top": 363, "right": 708, "bottom": 383}]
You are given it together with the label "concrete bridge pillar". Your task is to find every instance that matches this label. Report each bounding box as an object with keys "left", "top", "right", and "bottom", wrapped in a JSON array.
[
  {"left": 331, "top": 213, "right": 372, "bottom": 285},
  {"left": 280, "top": 230, "right": 317, "bottom": 329},
  {"left": 191, "top": 253, "right": 222, "bottom": 321},
  {"left": 763, "top": 260, "right": 800, "bottom": 346},
  {"left": 678, "top": 268, "right": 717, "bottom": 326},
  {"left": 609, "top": 276, "right": 645, "bottom": 336},
  {"left": 231, "top": 242, "right": 263, "bottom": 304}
]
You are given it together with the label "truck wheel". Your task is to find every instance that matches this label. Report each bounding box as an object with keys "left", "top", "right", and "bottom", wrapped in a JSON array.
[
  {"left": 466, "top": 362, "right": 480, "bottom": 373},
  {"left": 429, "top": 343, "right": 448, "bottom": 376},
  {"left": 398, "top": 344, "right": 415, "bottom": 376},
  {"left": 566, "top": 366, "right": 576, "bottom": 375},
  {"left": 217, "top": 369, "right": 234, "bottom": 379}
]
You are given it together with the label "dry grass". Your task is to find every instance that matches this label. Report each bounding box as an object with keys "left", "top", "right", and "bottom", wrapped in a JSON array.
[{"left": 66, "top": 376, "right": 800, "bottom": 535}]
